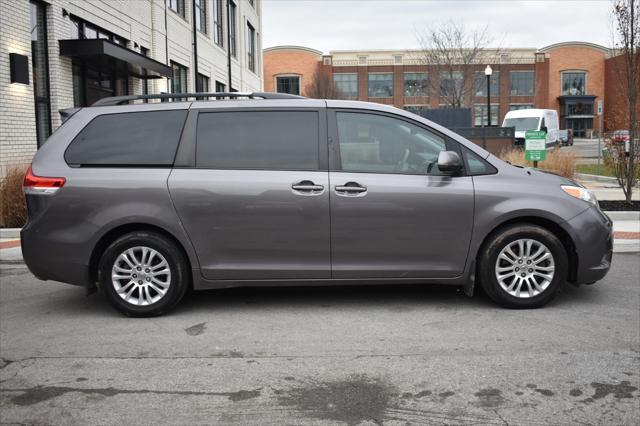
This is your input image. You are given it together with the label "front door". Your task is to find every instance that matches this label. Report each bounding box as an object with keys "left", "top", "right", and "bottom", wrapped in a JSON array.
[
  {"left": 169, "top": 109, "right": 330, "bottom": 280},
  {"left": 328, "top": 110, "right": 474, "bottom": 278}
]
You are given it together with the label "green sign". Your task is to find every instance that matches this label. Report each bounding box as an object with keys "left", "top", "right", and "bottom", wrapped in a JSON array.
[{"left": 525, "top": 130, "right": 547, "bottom": 162}]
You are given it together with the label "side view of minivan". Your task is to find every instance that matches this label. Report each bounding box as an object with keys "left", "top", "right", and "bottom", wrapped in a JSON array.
[
  {"left": 22, "top": 92, "right": 612, "bottom": 316},
  {"left": 502, "top": 108, "right": 560, "bottom": 148}
]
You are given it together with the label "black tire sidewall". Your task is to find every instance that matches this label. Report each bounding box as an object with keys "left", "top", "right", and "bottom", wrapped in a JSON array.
[
  {"left": 99, "top": 232, "right": 189, "bottom": 317},
  {"left": 479, "top": 225, "right": 567, "bottom": 309}
]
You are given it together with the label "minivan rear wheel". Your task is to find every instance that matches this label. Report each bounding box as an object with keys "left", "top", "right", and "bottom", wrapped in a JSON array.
[
  {"left": 98, "top": 231, "right": 189, "bottom": 317},
  {"left": 478, "top": 224, "right": 567, "bottom": 308}
]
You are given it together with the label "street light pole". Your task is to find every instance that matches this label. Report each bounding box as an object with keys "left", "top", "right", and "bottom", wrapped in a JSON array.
[{"left": 485, "top": 65, "right": 493, "bottom": 128}]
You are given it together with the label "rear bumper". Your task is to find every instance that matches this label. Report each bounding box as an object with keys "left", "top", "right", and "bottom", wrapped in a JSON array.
[
  {"left": 562, "top": 206, "right": 613, "bottom": 285},
  {"left": 21, "top": 225, "right": 91, "bottom": 287}
]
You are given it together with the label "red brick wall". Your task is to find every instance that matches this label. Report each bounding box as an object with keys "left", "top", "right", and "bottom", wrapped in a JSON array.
[
  {"left": 542, "top": 45, "right": 607, "bottom": 132},
  {"left": 263, "top": 48, "right": 322, "bottom": 96},
  {"left": 604, "top": 54, "right": 640, "bottom": 132}
]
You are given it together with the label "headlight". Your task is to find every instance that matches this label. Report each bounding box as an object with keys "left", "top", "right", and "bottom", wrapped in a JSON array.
[{"left": 561, "top": 185, "right": 598, "bottom": 205}]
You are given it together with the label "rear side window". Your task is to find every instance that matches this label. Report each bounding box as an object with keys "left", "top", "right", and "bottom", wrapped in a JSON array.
[
  {"left": 65, "top": 110, "right": 188, "bottom": 166},
  {"left": 196, "top": 111, "right": 319, "bottom": 170}
]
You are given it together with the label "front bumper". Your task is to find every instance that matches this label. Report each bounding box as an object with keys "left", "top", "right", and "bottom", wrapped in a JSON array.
[{"left": 562, "top": 206, "right": 613, "bottom": 285}]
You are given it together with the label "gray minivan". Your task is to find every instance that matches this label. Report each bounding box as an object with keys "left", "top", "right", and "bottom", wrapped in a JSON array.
[{"left": 21, "top": 93, "right": 613, "bottom": 316}]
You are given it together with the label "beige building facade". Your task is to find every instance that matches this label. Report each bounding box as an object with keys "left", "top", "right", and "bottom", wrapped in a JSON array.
[{"left": 1, "top": 0, "right": 263, "bottom": 176}]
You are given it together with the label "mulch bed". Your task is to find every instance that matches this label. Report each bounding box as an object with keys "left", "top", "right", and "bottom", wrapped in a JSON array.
[{"left": 598, "top": 200, "right": 640, "bottom": 211}]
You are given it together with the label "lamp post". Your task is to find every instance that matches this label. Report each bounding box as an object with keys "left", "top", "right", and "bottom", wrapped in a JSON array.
[{"left": 485, "top": 65, "right": 493, "bottom": 128}]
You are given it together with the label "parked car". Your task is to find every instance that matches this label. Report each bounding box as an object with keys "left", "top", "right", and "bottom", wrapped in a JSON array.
[
  {"left": 612, "top": 130, "right": 630, "bottom": 145},
  {"left": 502, "top": 109, "right": 560, "bottom": 148},
  {"left": 559, "top": 129, "right": 574, "bottom": 146},
  {"left": 22, "top": 93, "right": 613, "bottom": 316}
]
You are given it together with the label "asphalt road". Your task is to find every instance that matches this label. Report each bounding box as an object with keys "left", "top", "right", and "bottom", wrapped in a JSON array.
[{"left": 1, "top": 251, "right": 639, "bottom": 425}]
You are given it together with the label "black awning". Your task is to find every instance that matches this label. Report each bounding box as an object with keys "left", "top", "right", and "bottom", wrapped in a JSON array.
[{"left": 59, "top": 39, "right": 172, "bottom": 79}]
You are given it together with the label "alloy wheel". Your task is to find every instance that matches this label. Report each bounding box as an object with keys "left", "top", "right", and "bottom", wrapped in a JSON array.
[
  {"left": 494, "top": 239, "right": 555, "bottom": 298},
  {"left": 111, "top": 246, "right": 171, "bottom": 306}
]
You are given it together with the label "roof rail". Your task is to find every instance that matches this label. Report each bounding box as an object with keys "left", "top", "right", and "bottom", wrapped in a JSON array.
[{"left": 91, "top": 92, "right": 305, "bottom": 107}]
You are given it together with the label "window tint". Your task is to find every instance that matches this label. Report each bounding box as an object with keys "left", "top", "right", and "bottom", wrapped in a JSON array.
[
  {"left": 65, "top": 110, "right": 187, "bottom": 166},
  {"left": 462, "top": 146, "right": 497, "bottom": 176},
  {"left": 196, "top": 111, "right": 319, "bottom": 170},
  {"left": 336, "top": 112, "right": 447, "bottom": 175}
]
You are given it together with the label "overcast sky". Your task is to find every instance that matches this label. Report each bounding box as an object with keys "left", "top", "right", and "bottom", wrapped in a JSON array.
[{"left": 262, "top": 0, "right": 612, "bottom": 53}]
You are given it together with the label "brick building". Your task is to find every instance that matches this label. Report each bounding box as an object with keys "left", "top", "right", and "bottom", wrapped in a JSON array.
[
  {"left": 1, "top": 0, "right": 263, "bottom": 176},
  {"left": 264, "top": 42, "right": 630, "bottom": 137}
]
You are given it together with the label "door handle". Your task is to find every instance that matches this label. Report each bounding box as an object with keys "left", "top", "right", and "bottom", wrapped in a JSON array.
[
  {"left": 335, "top": 182, "right": 367, "bottom": 194},
  {"left": 292, "top": 180, "right": 324, "bottom": 193}
]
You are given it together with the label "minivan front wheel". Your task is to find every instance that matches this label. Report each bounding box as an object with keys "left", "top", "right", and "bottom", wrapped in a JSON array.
[
  {"left": 99, "top": 231, "right": 189, "bottom": 316},
  {"left": 478, "top": 224, "right": 567, "bottom": 308}
]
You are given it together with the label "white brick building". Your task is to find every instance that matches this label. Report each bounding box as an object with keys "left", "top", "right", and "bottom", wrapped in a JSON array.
[{"left": 0, "top": 0, "right": 263, "bottom": 176}]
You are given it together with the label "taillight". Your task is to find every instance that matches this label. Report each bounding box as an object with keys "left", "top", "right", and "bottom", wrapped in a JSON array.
[{"left": 23, "top": 166, "right": 66, "bottom": 195}]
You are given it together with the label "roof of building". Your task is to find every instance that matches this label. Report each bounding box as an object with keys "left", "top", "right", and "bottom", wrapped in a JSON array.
[
  {"left": 538, "top": 41, "right": 610, "bottom": 54},
  {"left": 263, "top": 45, "right": 324, "bottom": 56}
]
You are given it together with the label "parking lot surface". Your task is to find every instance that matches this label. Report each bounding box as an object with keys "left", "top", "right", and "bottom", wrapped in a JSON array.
[{"left": 1, "top": 251, "right": 639, "bottom": 425}]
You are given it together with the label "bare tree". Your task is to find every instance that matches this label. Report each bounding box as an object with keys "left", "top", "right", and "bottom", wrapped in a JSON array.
[
  {"left": 305, "top": 67, "right": 336, "bottom": 99},
  {"left": 416, "top": 20, "right": 500, "bottom": 108},
  {"left": 610, "top": 0, "right": 639, "bottom": 203}
]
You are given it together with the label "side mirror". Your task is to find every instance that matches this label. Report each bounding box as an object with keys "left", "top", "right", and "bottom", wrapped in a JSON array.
[
  {"left": 541, "top": 125, "right": 548, "bottom": 133},
  {"left": 437, "top": 150, "right": 463, "bottom": 174}
]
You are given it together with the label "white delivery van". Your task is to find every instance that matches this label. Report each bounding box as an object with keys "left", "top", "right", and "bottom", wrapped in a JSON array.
[{"left": 502, "top": 109, "right": 560, "bottom": 148}]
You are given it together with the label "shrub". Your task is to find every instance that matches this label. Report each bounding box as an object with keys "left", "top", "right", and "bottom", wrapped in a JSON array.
[
  {"left": 499, "top": 147, "right": 576, "bottom": 179},
  {"left": 0, "top": 165, "right": 28, "bottom": 228}
]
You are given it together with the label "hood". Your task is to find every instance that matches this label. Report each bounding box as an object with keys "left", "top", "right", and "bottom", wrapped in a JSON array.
[{"left": 515, "top": 130, "right": 526, "bottom": 138}]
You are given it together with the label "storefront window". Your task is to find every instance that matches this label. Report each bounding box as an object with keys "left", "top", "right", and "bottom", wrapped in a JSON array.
[
  {"left": 333, "top": 74, "right": 358, "bottom": 98},
  {"left": 562, "top": 72, "right": 586, "bottom": 96},
  {"left": 474, "top": 71, "right": 500, "bottom": 96},
  {"left": 404, "top": 73, "right": 428, "bottom": 97},
  {"left": 368, "top": 73, "right": 393, "bottom": 97},
  {"left": 509, "top": 71, "right": 534, "bottom": 96}
]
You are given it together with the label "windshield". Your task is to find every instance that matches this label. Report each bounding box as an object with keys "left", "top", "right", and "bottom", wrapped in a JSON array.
[{"left": 503, "top": 117, "right": 540, "bottom": 132}]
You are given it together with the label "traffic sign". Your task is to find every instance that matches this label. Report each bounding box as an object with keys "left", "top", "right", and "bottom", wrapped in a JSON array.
[
  {"left": 525, "top": 130, "right": 547, "bottom": 162},
  {"left": 597, "top": 100, "right": 603, "bottom": 115}
]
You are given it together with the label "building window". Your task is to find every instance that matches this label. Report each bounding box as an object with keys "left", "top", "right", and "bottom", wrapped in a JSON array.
[
  {"left": 333, "top": 73, "right": 358, "bottom": 99},
  {"left": 403, "top": 73, "right": 428, "bottom": 97},
  {"left": 171, "top": 61, "right": 188, "bottom": 93},
  {"left": 473, "top": 104, "right": 500, "bottom": 127},
  {"left": 439, "top": 71, "right": 463, "bottom": 98},
  {"left": 509, "top": 71, "right": 534, "bottom": 96},
  {"left": 562, "top": 71, "right": 586, "bottom": 96},
  {"left": 368, "top": 73, "right": 393, "bottom": 98},
  {"left": 246, "top": 22, "right": 256, "bottom": 72},
  {"left": 195, "top": 0, "right": 206, "bottom": 33},
  {"left": 30, "top": 0, "right": 51, "bottom": 147},
  {"left": 474, "top": 71, "right": 500, "bottom": 97},
  {"left": 196, "top": 73, "right": 209, "bottom": 92},
  {"left": 69, "top": 16, "right": 127, "bottom": 45},
  {"left": 213, "top": 0, "right": 224, "bottom": 47},
  {"left": 509, "top": 104, "right": 534, "bottom": 111},
  {"left": 215, "top": 80, "right": 226, "bottom": 92},
  {"left": 229, "top": 1, "right": 237, "bottom": 58},
  {"left": 276, "top": 76, "right": 300, "bottom": 95},
  {"left": 167, "top": 0, "right": 185, "bottom": 18}
]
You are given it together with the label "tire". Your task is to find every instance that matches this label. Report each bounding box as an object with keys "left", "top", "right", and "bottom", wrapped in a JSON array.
[
  {"left": 98, "top": 231, "right": 190, "bottom": 317},
  {"left": 478, "top": 224, "right": 567, "bottom": 309}
]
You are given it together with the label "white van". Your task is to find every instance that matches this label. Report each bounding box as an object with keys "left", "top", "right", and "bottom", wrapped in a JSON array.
[{"left": 502, "top": 109, "right": 560, "bottom": 148}]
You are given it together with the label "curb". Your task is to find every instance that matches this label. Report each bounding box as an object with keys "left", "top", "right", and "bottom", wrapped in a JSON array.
[
  {"left": 604, "top": 211, "right": 640, "bottom": 221},
  {"left": 576, "top": 173, "right": 620, "bottom": 185},
  {"left": 0, "top": 228, "right": 21, "bottom": 239}
]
